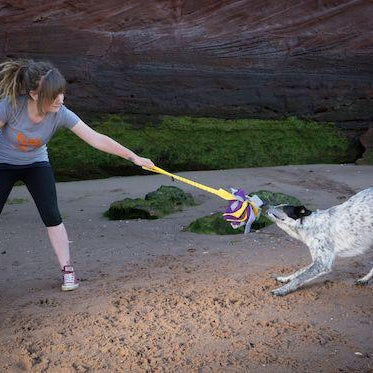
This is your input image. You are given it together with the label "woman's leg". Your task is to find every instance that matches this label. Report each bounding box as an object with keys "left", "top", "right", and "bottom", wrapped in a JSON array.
[
  {"left": 46, "top": 223, "right": 71, "bottom": 269},
  {"left": 22, "top": 166, "right": 71, "bottom": 269},
  {"left": 0, "top": 169, "right": 20, "bottom": 214}
]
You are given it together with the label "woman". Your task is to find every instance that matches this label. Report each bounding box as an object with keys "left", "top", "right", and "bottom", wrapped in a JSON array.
[{"left": 0, "top": 59, "right": 155, "bottom": 291}]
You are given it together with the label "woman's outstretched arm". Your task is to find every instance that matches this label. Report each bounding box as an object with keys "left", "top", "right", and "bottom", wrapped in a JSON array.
[{"left": 70, "top": 120, "right": 155, "bottom": 168}]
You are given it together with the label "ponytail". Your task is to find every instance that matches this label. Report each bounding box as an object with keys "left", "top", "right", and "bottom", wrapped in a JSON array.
[{"left": 0, "top": 59, "right": 28, "bottom": 108}]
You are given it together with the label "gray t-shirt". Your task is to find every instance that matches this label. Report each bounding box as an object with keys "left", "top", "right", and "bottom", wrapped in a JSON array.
[{"left": 0, "top": 96, "right": 80, "bottom": 165}]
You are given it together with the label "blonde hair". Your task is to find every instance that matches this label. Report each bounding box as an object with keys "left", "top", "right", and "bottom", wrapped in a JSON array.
[{"left": 0, "top": 59, "right": 66, "bottom": 114}]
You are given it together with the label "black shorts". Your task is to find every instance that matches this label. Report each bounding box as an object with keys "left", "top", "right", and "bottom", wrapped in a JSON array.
[{"left": 0, "top": 162, "right": 62, "bottom": 227}]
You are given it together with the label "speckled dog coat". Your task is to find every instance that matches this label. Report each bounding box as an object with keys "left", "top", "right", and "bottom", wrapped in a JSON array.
[{"left": 264, "top": 187, "right": 373, "bottom": 296}]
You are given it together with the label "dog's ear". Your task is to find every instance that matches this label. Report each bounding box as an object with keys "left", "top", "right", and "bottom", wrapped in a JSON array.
[
  {"left": 297, "top": 205, "right": 312, "bottom": 224},
  {"left": 298, "top": 206, "right": 312, "bottom": 217},
  {"left": 283, "top": 205, "right": 312, "bottom": 220}
]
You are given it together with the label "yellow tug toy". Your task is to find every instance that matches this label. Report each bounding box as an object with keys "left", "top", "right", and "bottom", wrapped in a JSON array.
[{"left": 142, "top": 166, "right": 263, "bottom": 234}]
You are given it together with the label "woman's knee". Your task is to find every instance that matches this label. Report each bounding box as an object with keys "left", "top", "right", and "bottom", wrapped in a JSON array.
[{"left": 42, "top": 210, "right": 62, "bottom": 227}]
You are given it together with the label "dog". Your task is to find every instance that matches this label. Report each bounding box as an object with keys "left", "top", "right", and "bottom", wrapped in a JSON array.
[{"left": 262, "top": 187, "right": 373, "bottom": 296}]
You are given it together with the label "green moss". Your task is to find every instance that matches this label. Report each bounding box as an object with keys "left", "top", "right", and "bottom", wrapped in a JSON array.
[
  {"left": 104, "top": 185, "right": 196, "bottom": 220},
  {"left": 104, "top": 198, "right": 156, "bottom": 220},
  {"left": 145, "top": 185, "right": 196, "bottom": 213},
  {"left": 48, "top": 115, "right": 356, "bottom": 181},
  {"left": 185, "top": 212, "right": 242, "bottom": 235},
  {"left": 253, "top": 190, "right": 301, "bottom": 206},
  {"left": 185, "top": 190, "right": 302, "bottom": 235}
]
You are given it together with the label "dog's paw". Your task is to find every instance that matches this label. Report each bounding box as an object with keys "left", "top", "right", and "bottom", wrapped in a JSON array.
[
  {"left": 271, "top": 287, "right": 289, "bottom": 296},
  {"left": 355, "top": 278, "right": 369, "bottom": 286},
  {"left": 275, "top": 276, "right": 290, "bottom": 283}
]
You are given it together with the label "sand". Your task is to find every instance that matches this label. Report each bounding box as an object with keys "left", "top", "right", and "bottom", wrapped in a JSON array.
[{"left": 0, "top": 164, "right": 373, "bottom": 372}]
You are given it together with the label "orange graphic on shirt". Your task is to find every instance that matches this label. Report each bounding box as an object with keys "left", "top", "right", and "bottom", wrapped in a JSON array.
[{"left": 10, "top": 129, "right": 43, "bottom": 152}]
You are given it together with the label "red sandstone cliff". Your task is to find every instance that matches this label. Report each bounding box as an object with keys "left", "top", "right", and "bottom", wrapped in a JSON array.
[{"left": 0, "top": 0, "right": 372, "bottom": 127}]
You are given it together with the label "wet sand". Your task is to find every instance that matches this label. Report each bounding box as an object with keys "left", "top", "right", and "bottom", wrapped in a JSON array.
[{"left": 1, "top": 164, "right": 373, "bottom": 372}]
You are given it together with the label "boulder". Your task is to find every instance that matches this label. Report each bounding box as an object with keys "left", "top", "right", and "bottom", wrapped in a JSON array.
[{"left": 104, "top": 185, "right": 195, "bottom": 220}]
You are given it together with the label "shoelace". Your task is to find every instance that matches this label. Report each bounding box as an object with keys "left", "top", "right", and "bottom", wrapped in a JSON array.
[{"left": 63, "top": 272, "right": 76, "bottom": 284}]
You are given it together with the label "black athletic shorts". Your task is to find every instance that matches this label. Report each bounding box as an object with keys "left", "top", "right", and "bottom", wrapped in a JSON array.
[{"left": 0, "top": 162, "right": 62, "bottom": 227}]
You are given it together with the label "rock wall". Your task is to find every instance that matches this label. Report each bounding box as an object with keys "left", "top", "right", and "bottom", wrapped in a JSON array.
[{"left": 0, "top": 0, "right": 372, "bottom": 128}]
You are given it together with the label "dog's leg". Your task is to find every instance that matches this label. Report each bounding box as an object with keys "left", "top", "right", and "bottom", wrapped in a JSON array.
[
  {"left": 356, "top": 267, "right": 373, "bottom": 285},
  {"left": 272, "top": 261, "right": 329, "bottom": 296},
  {"left": 275, "top": 264, "right": 313, "bottom": 283},
  {"left": 272, "top": 252, "right": 334, "bottom": 296}
]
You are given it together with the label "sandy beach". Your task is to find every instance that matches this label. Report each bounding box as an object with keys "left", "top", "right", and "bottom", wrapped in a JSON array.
[{"left": 1, "top": 164, "right": 373, "bottom": 372}]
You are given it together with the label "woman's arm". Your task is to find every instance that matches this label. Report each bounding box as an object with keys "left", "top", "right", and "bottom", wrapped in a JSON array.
[{"left": 70, "top": 120, "right": 155, "bottom": 168}]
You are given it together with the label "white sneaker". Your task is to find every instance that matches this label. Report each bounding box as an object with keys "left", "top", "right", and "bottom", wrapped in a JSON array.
[{"left": 61, "top": 265, "right": 79, "bottom": 291}]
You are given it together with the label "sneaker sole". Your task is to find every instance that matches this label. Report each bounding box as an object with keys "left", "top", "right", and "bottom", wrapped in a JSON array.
[{"left": 61, "top": 283, "right": 79, "bottom": 291}]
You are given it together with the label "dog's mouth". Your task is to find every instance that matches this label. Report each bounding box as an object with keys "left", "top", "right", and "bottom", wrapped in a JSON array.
[{"left": 267, "top": 210, "right": 286, "bottom": 221}]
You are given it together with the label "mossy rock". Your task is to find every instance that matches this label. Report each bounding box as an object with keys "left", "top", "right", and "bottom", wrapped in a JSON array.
[
  {"left": 185, "top": 190, "right": 302, "bottom": 235},
  {"left": 145, "top": 185, "right": 195, "bottom": 206},
  {"left": 184, "top": 212, "right": 243, "bottom": 235},
  {"left": 104, "top": 185, "right": 196, "bottom": 220}
]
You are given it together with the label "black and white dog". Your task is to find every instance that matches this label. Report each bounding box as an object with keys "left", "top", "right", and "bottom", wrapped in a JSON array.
[{"left": 263, "top": 187, "right": 373, "bottom": 296}]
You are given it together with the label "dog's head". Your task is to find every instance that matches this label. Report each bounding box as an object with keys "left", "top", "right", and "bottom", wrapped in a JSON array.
[{"left": 263, "top": 204, "right": 313, "bottom": 239}]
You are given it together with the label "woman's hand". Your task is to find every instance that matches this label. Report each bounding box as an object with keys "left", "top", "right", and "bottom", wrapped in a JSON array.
[{"left": 131, "top": 155, "right": 155, "bottom": 168}]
